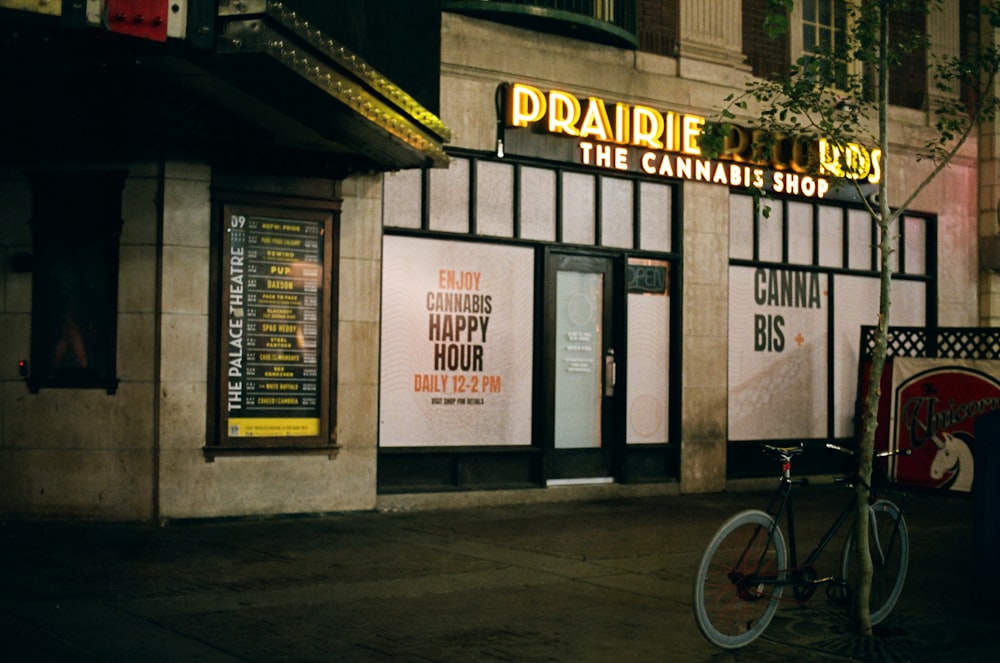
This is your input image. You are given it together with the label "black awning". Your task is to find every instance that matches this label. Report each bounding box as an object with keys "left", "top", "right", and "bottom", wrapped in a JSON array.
[{"left": 0, "top": 1, "right": 451, "bottom": 175}]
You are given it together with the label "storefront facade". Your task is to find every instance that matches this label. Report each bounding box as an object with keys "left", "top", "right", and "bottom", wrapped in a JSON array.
[
  {"left": 0, "top": 1, "right": 991, "bottom": 520},
  {"left": 376, "top": 4, "right": 981, "bottom": 499}
]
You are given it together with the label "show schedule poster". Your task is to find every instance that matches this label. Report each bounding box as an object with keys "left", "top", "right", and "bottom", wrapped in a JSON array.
[
  {"left": 223, "top": 211, "right": 325, "bottom": 439},
  {"left": 380, "top": 236, "right": 534, "bottom": 447}
]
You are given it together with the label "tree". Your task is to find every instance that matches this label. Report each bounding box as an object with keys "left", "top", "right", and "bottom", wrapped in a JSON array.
[{"left": 700, "top": 0, "right": 1000, "bottom": 636}]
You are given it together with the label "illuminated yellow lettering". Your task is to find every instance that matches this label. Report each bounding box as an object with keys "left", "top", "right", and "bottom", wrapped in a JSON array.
[
  {"left": 790, "top": 138, "right": 811, "bottom": 173},
  {"left": 632, "top": 106, "right": 663, "bottom": 149},
  {"left": 724, "top": 125, "right": 751, "bottom": 161},
  {"left": 614, "top": 103, "right": 630, "bottom": 143},
  {"left": 682, "top": 115, "right": 704, "bottom": 155},
  {"left": 868, "top": 148, "right": 882, "bottom": 184},
  {"left": 579, "top": 97, "right": 613, "bottom": 141},
  {"left": 818, "top": 139, "right": 842, "bottom": 178},
  {"left": 548, "top": 90, "right": 581, "bottom": 136},
  {"left": 664, "top": 112, "right": 679, "bottom": 151},
  {"left": 505, "top": 82, "right": 878, "bottom": 188},
  {"left": 845, "top": 143, "right": 871, "bottom": 180},
  {"left": 508, "top": 84, "right": 546, "bottom": 127}
]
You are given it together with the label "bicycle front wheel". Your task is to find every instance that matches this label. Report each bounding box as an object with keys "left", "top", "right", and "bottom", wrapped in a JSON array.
[
  {"left": 693, "top": 509, "right": 787, "bottom": 649},
  {"left": 841, "top": 499, "right": 909, "bottom": 625}
]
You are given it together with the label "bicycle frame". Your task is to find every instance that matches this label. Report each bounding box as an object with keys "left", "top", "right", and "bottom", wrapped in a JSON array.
[
  {"left": 694, "top": 443, "right": 911, "bottom": 649},
  {"left": 750, "top": 462, "right": 907, "bottom": 599},
  {"left": 763, "top": 477, "right": 856, "bottom": 591}
]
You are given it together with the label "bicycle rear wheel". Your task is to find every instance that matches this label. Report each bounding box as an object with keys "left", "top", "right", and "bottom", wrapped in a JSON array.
[
  {"left": 840, "top": 499, "right": 909, "bottom": 625},
  {"left": 693, "top": 509, "right": 787, "bottom": 649}
]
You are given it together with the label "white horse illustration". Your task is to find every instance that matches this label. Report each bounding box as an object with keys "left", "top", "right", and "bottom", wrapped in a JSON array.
[{"left": 929, "top": 431, "right": 974, "bottom": 492}]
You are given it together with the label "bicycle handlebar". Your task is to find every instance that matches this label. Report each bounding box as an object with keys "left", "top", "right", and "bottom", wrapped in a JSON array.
[{"left": 762, "top": 442, "right": 912, "bottom": 460}]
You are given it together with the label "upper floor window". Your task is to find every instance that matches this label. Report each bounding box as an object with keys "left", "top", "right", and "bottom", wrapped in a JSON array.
[
  {"left": 744, "top": 0, "right": 926, "bottom": 109},
  {"left": 795, "top": 0, "right": 852, "bottom": 89}
]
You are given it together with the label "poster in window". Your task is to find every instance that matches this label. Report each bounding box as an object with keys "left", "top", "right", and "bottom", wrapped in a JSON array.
[
  {"left": 728, "top": 266, "right": 828, "bottom": 440},
  {"left": 221, "top": 209, "right": 329, "bottom": 441},
  {"left": 380, "top": 236, "right": 534, "bottom": 447}
]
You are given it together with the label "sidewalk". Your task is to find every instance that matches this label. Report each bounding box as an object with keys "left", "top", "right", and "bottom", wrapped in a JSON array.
[{"left": 0, "top": 486, "right": 995, "bottom": 662}]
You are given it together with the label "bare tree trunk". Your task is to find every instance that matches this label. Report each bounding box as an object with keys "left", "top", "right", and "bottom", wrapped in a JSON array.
[{"left": 853, "top": 1, "right": 893, "bottom": 636}]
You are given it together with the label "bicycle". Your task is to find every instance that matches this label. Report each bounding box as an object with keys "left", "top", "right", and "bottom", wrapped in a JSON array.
[{"left": 692, "top": 442, "right": 910, "bottom": 649}]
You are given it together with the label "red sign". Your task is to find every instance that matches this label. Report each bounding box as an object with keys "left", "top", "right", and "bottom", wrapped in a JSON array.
[
  {"left": 105, "top": 0, "right": 169, "bottom": 43},
  {"left": 884, "top": 360, "right": 1000, "bottom": 491}
]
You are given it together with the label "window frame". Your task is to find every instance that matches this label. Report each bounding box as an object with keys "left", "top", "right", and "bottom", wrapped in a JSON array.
[
  {"left": 789, "top": 0, "right": 861, "bottom": 91},
  {"left": 26, "top": 170, "right": 127, "bottom": 394}
]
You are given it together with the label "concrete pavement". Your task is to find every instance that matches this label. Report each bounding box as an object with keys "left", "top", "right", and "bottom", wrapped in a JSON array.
[{"left": 1, "top": 485, "right": 996, "bottom": 662}]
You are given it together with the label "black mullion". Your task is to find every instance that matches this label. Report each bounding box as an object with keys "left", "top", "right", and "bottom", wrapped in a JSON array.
[
  {"left": 897, "top": 214, "right": 907, "bottom": 274},
  {"left": 841, "top": 207, "right": 850, "bottom": 268},
  {"left": 812, "top": 202, "right": 820, "bottom": 266},
  {"left": 555, "top": 168, "right": 564, "bottom": 243},
  {"left": 781, "top": 199, "right": 790, "bottom": 263},
  {"left": 420, "top": 168, "right": 431, "bottom": 231},
  {"left": 468, "top": 157, "right": 478, "bottom": 235},
  {"left": 826, "top": 273, "right": 836, "bottom": 441},
  {"left": 513, "top": 163, "right": 522, "bottom": 239},
  {"left": 752, "top": 196, "right": 761, "bottom": 261},
  {"left": 871, "top": 210, "right": 879, "bottom": 271},
  {"left": 595, "top": 174, "right": 604, "bottom": 246},
  {"left": 632, "top": 180, "right": 642, "bottom": 250}
]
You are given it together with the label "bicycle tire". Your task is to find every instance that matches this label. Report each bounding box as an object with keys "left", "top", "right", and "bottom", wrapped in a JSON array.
[
  {"left": 840, "top": 499, "right": 909, "bottom": 625},
  {"left": 693, "top": 509, "right": 788, "bottom": 649}
]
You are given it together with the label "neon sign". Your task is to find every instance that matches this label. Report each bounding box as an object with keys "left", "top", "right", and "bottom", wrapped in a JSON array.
[{"left": 503, "top": 83, "right": 881, "bottom": 198}]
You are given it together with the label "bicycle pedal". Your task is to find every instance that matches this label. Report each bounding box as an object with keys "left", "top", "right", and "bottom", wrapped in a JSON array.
[{"left": 825, "top": 579, "right": 851, "bottom": 605}]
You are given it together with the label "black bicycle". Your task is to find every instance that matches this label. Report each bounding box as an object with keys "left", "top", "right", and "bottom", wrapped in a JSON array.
[{"left": 692, "top": 443, "right": 909, "bottom": 649}]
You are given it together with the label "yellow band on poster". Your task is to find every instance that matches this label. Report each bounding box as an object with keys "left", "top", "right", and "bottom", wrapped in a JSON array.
[{"left": 228, "top": 418, "right": 320, "bottom": 437}]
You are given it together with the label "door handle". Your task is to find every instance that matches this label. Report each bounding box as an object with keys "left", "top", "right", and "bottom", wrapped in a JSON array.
[{"left": 604, "top": 349, "right": 616, "bottom": 397}]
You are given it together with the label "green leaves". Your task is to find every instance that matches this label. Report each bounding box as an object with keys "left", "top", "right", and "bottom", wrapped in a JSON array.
[{"left": 763, "top": 0, "right": 794, "bottom": 39}]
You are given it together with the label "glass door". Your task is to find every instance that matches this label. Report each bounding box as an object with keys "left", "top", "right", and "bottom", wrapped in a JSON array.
[{"left": 544, "top": 253, "right": 621, "bottom": 483}]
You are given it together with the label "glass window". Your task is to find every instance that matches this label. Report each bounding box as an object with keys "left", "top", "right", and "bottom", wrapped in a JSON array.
[
  {"left": 429, "top": 157, "right": 469, "bottom": 233},
  {"left": 728, "top": 265, "right": 829, "bottom": 440},
  {"left": 520, "top": 166, "right": 556, "bottom": 241},
  {"left": 787, "top": 201, "right": 813, "bottom": 265},
  {"left": 800, "top": 0, "right": 849, "bottom": 88},
  {"left": 903, "top": 215, "right": 927, "bottom": 275},
  {"left": 476, "top": 160, "right": 515, "bottom": 238},
  {"left": 27, "top": 171, "right": 126, "bottom": 393},
  {"left": 848, "top": 209, "right": 872, "bottom": 270},
  {"left": 639, "top": 182, "right": 672, "bottom": 252},
  {"left": 817, "top": 205, "right": 843, "bottom": 267},
  {"left": 383, "top": 169, "right": 422, "bottom": 229},
  {"left": 758, "top": 201, "right": 783, "bottom": 263},
  {"left": 728, "top": 192, "right": 934, "bottom": 449},
  {"left": 627, "top": 259, "right": 670, "bottom": 443},
  {"left": 562, "top": 171, "right": 596, "bottom": 245},
  {"left": 600, "top": 176, "right": 633, "bottom": 248},
  {"left": 730, "top": 194, "right": 754, "bottom": 260}
]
